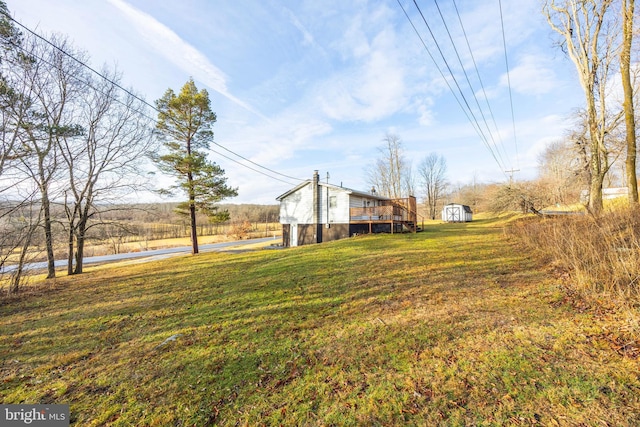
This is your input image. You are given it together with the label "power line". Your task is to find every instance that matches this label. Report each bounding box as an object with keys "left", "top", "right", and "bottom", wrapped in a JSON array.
[
  {"left": 395, "top": 0, "right": 478, "bottom": 137},
  {"left": 209, "top": 147, "right": 298, "bottom": 186},
  {"left": 410, "top": 0, "right": 506, "bottom": 173},
  {"left": 450, "top": 0, "right": 512, "bottom": 171},
  {"left": 398, "top": 0, "right": 507, "bottom": 176},
  {"left": 498, "top": 0, "right": 520, "bottom": 171},
  {"left": 5, "top": 37, "right": 159, "bottom": 125},
  {"left": 1, "top": 11, "right": 304, "bottom": 186},
  {"left": 211, "top": 142, "right": 303, "bottom": 182},
  {"left": 432, "top": 0, "right": 507, "bottom": 170},
  {"left": 2, "top": 11, "right": 158, "bottom": 117}
]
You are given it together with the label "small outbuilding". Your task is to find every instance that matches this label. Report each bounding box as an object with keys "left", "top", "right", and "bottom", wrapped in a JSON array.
[{"left": 442, "top": 203, "right": 472, "bottom": 222}]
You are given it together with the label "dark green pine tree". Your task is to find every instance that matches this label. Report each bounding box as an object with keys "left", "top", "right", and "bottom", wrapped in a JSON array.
[{"left": 153, "top": 78, "right": 237, "bottom": 254}]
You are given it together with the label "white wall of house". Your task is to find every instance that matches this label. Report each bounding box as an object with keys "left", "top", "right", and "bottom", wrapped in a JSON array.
[
  {"left": 280, "top": 183, "right": 352, "bottom": 225},
  {"left": 279, "top": 182, "right": 314, "bottom": 224},
  {"left": 318, "top": 186, "right": 350, "bottom": 223},
  {"left": 349, "top": 195, "right": 364, "bottom": 209},
  {"left": 279, "top": 182, "right": 387, "bottom": 225},
  {"left": 349, "top": 195, "right": 382, "bottom": 208}
]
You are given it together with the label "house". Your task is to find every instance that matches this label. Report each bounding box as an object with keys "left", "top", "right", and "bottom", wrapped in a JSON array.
[
  {"left": 276, "top": 171, "right": 418, "bottom": 247},
  {"left": 442, "top": 203, "right": 472, "bottom": 222},
  {"left": 580, "top": 187, "right": 628, "bottom": 203}
]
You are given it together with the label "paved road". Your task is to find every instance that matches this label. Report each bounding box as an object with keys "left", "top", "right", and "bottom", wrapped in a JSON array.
[{"left": 1, "top": 237, "right": 280, "bottom": 273}]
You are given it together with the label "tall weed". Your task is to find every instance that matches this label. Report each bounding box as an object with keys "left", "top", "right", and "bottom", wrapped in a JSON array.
[{"left": 508, "top": 209, "right": 640, "bottom": 306}]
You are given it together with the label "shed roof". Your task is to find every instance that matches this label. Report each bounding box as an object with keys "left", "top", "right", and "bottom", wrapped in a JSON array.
[
  {"left": 276, "top": 180, "right": 390, "bottom": 202},
  {"left": 445, "top": 203, "right": 472, "bottom": 213}
]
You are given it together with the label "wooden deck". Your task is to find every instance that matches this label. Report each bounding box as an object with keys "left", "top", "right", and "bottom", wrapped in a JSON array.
[{"left": 349, "top": 196, "right": 419, "bottom": 233}]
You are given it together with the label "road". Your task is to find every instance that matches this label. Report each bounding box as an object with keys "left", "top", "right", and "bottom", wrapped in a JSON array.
[{"left": 1, "top": 237, "right": 280, "bottom": 273}]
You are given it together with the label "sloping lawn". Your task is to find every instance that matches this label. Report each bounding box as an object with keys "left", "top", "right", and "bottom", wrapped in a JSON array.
[{"left": 1, "top": 218, "right": 639, "bottom": 425}]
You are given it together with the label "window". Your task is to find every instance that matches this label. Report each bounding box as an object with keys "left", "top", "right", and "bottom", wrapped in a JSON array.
[{"left": 329, "top": 196, "right": 337, "bottom": 208}]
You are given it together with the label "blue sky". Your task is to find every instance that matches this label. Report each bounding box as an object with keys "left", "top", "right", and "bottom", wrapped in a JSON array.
[{"left": 6, "top": 0, "right": 584, "bottom": 204}]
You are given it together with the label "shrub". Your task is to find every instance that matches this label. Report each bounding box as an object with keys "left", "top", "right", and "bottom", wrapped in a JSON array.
[
  {"left": 507, "top": 208, "right": 640, "bottom": 306},
  {"left": 228, "top": 220, "right": 253, "bottom": 240}
]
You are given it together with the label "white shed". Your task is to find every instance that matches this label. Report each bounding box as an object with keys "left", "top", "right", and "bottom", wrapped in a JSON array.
[{"left": 442, "top": 203, "right": 472, "bottom": 222}]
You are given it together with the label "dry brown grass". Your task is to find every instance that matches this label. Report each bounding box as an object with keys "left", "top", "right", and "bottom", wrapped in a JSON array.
[{"left": 507, "top": 208, "right": 640, "bottom": 306}]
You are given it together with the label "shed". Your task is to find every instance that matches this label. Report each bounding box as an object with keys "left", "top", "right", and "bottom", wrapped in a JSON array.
[{"left": 442, "top": 203, "right": 472, "bottom": 222}]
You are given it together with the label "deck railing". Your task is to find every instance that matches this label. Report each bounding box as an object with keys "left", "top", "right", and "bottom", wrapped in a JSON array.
[
  {"left": 349, "top": 196, "right": 417, "bottom": 224},
  {"left": 350, "top": 205, "right": 403, "bottom": 221}
]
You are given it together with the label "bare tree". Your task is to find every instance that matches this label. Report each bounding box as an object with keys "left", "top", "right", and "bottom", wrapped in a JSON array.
[
  {"left": 8, "top": 34, "right": 86, "bottom": 278},
  {"left": 450, "top": 176, "right": 489, "bottom": 213},
  {"left": 403, "top": 163, "right": 416, "bottom": 200},
  {"left": 5, "top": 199, "right": 41, "bottom": 292},
  {"left": 543, "top": 0, "right": 620, "bottom": 215},
  {"left": 366, "top": 133, "right": 413, "bottom": 199},
  {"left": 537, "top": 139, "right": 588, "bottom": 204},
  {"left": 417, "top": 153, "right": 448, "bottom": 220},
  {"left": 0, "top": 3, "right": 42, "bottom": 292},
  {"left": 0, "top": 3, "right": 160, "bottom": 287},
  {"left": 621, "top": 0, "right": 638, "bottom": 204},
  {"left": 59, "top": 69, "right": 155, "bottom": 274}
]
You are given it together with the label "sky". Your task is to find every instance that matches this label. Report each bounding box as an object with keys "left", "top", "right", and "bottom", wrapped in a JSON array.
[{"left": 5, "top": 0, "right": 585, "bottom": 204}]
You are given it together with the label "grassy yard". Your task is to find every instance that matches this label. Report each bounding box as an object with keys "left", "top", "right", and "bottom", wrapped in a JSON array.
[{"left": 1, "top": 217, "right": 639, "bottom": 425}]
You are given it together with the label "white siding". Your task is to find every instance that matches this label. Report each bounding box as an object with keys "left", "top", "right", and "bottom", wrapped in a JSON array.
[
  {"left": 279, "top": 183, "right": 314, "bottom": 224},
  {"left": 442, "top": 204, "right": 472, "bottom": 222},
  {"left": 349, "top": 195, "right": 381, "bottom": 208},
  {"left": 279, "top": 182, "right": 386, "bottom": 225},
  {"left": 349, "top": 195, "right": 365, "bottom": 209},
  {"left": 335, "top": 191, "right": 351, "bottom": 223},
  {"left": 318, "top": 185, "right": 350, "bottom": 223}
]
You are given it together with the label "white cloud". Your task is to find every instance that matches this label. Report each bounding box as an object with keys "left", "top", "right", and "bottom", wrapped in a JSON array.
[
  {"left": 603, "top": 62, "right": 640, "bottom": 108},
  {"left": 448, "top": 0, "right": 541, "bottom": 68},
  {"left": 283, "top": 7, "right": 316, "bottom": 48},
  {"left": 215, "top": 108, "right": 333, "bottom": 168},
  {"left": 499, "top": 54, "right": 558, "bottom": 96},
  {"left": 317, "top": 22, "right": 409, "bottom": 122},
  {"left": 106, "top": 0, "right": 267, "bottom": 119},
  {"left": 336, "top": 14, "right": 371, "bottom": 59},
  {"left": 411, "top": 97, "right": 435, "bottom": 126}
]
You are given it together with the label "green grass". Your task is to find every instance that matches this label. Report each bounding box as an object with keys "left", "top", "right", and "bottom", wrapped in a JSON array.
[{"left": 2, "top": 218, "right": 640, "bottom": 425}]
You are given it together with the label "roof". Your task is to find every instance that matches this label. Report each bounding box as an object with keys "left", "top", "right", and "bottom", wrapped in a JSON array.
[
  {"left": 276, "top": 180, "right": 390, "bottom": 202},
  {"left": 444, "top": 203, "right": 472, "bottom": 213}
]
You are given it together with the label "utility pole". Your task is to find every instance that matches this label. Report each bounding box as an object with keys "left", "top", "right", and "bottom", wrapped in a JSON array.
[{"left": 505, "top": 168, "right": 520, "bottom": 186}]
